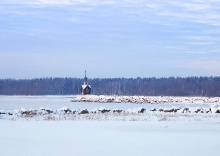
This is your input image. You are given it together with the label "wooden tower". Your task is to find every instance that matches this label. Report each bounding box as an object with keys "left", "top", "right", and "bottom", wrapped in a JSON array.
[{"left": 80, "top": 71, "right": 91, "bottom": 95}]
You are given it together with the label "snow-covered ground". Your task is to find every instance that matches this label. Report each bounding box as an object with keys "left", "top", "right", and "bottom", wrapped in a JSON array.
[
  {"left": 0, "top": 96, "right": 220, "bottom": 156},
  {"left": 72, "top": 95, "right": 220, "bottom": 104},
  {"left": 1, "top": 120, "right": 220, "bottom": 156}
]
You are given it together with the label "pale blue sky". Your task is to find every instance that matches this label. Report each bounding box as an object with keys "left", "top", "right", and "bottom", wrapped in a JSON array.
[{"left": 1, "top": 0, "right": 220, "bottom": 78}]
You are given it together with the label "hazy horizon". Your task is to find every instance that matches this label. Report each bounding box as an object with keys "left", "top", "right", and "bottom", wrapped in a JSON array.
[{"left": 2, "top": 75, "right": 220, "bottom": 80}]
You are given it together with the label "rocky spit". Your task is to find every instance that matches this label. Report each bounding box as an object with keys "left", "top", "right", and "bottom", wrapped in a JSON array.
[
  {"left": 71, "top": 95, "right": 220, "bottom": 104},
  {"left": 150, "top": 105, "right": 220, "bottom": 113},
  {"left": 1, "top": 105, "right": 220, "bottom": 116},
  {"left": 0, "top": 107, "right": 146, "bottom": 117},
  {"left": 1, "top": 105, "right": 220, "bottom": 121}
]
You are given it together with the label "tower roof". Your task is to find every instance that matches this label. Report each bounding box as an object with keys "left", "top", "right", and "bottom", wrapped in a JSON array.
[{"left": 84, "top": 70, "right": 88, "bottom": 85}]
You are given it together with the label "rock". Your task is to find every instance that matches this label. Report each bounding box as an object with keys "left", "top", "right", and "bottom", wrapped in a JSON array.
[
  {"left": 8, "top": 112, "right": 13, "bottom": 115},
  {"left": 113, "top": 109, "right": 123, "bottom": 113},
  {"left": 45, "top": 109, "right": 53, "bottom": 114},
  {"left": 21, "top": 110, "right": 37, "bottom": 116},
  {"left": 172, "top": 107, "right": 181, "bottom": 112},
  {"left": 79, "top": 109, "right": 89, "bottom": 114},
  {"left": 163, "top": 108, "right": 174, "bottom": 113},
  {"left": 100, "top": 109, "right": 110, "bottom": 113},
  {"left": 0, "top": 110, "right": 6, "bottom": 114},
  {"left": 137, "top": 107, "right": 146, "bottom": 113},
  {"left": 72, "top": 110, "right": 77, "bottom": 114},
  {"left": 158, "top": 108, "right": 164, "bottom": 112},
  {"left": 188, "top": 107, "right": 201, "bottom": 113},
  {"left": 98, "top": 107, "right": 110, "bottom": 113},
  {"left": 200, "top": 108, "right": 210, "bottom": 113},
  {"left": 61, "top": 107, "right": 72, "bottom": 113},
  {"left": 183, "top": 107, "right": 189, "bottom": 113},
  {"left": 150, "top": 108, "right": 157, "bottom": 112}
]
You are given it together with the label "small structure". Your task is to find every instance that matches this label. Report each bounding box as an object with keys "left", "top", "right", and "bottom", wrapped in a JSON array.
[{"left": 80, "top": 71, "right": 92, "bottom": 95}]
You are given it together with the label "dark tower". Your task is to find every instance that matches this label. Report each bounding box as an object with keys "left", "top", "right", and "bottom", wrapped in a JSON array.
[{"left": 80, "top": 71, "right": 91, "bottom": 95}]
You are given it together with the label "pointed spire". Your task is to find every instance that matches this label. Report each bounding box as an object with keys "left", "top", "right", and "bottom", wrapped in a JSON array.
[{"left": 84, "top": 70, "right": 88, "bottom": 85}]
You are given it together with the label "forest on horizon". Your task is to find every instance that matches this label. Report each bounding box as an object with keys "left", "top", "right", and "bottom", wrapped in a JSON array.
[{"left": 0, "top": 77, "right": 220, "bottom": 97}]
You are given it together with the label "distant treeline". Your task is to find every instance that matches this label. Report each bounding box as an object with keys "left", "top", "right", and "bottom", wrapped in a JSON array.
[{"left": 0, "top": 77, "right": 220, "bottom": 96}]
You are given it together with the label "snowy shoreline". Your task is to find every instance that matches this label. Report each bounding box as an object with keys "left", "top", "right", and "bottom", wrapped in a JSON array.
[
  {"left": 71, "top": 95, "right": 220, "bottom": 104},
  {"left": 1, "top": 96, "right": 220, "bottom": 121},
  {"left": 1, "top": 105, "right": 220, "bottom": 121}
]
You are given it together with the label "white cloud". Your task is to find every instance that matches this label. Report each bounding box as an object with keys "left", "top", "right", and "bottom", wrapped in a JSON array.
[
  {"left": 157, "top": 1, "right": 220, "bottom": 26},
  {"left": 4, "top": 0, "right": 89, "bottom": 6},
  {"left": 3, "top": 0, "right": 220, "bottom": 27},
  {"left": 188, "top": 36, "right": 218, "bottom": 41},
  {"left": 2, "top": 0, "right": 124, "bottom": 6},
  {"left": 182, "top": 35, "right": 220, "bottom": 46}
]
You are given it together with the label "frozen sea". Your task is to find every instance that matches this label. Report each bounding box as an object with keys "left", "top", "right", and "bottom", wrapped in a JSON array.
[
  {"left": 0, "top": 96, "right": 220, "bottom": 156},
  {"left": 0, "top": 95, "right": 211, "bottom": 110}
]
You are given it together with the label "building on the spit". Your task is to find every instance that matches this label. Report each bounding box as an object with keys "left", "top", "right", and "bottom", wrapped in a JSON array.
[{"left": 80, "top": 71, "right": 92, "bottom": 95}]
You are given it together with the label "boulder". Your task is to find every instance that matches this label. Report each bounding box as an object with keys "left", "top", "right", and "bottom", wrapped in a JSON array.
[
  {"left": 45, "top": 109, "right": 53, "bottom": 114},
  {"left": 188, "top": 107, "right": 201, "bottom": 113},
  {"left": 61, "top": 107, "right": 72, "bottom": 113},
  {"left": 98, "top": 107, "right": 110, "bottom": 113},
  {"left": 79, "top": 109, "right": 89, "bottom": 114},
  {"left": 163, "top": 108, "right": 174, "bottom": 113},
  {"left": 100, "top": 109, "right": 110, "bottom": 113},
  {"left": 0, "top": 110, "right": 6, "bottom": 115},
  {"left": 113, "top": 109, "right": 123, "bottom": 113},
  {"left": 137, "top": 107, "right": 146, "bottom": 113},
  {"left": 172, "top": 107, "right": 181, "bottom": 112},
  {"left": 158, "top": 108, "right": 164, "bottom": 112},
  {"left": 21, "top": 109, "right": 37, "bottom": 116},
  {"left": 150, "top": 108, "right": 157, "bottom": 112}
]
